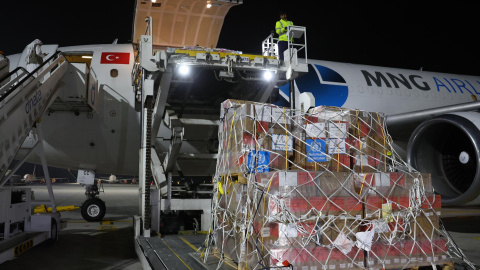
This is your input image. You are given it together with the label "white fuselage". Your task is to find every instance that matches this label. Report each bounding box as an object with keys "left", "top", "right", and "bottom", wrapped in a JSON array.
[
  {"left": 9, "top": 44, "right": 140, "bottom": 175},
  {"left": 291, "top": 59, "right": 480, "bottom": 114},
  {"left": 7, "top": 45, "right": 480, "bottom": 176}
]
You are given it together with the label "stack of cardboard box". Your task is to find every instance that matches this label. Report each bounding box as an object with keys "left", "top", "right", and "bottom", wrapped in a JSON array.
[
  {"left": 213, "top": 99, "right": 448, "bottom": 270},
  {"left": 357, "top": 172, "right": 447, "bottom": 268},
  {"left": 218, "top": 100, "right": 294, "bottom": 175}
]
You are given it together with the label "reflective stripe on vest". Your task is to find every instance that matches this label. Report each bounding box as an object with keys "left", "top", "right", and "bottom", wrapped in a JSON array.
[{"left": 277, "top": 20, "right": 293, "bottom": 41}]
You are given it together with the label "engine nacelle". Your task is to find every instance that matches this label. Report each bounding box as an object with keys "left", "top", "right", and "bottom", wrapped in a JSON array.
[{"left": 407, "top": 112, "right": 480, "bottom": 205}]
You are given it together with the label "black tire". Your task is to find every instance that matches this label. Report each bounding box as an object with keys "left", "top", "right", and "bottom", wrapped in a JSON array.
[
  {"left": 46, "top": 219, "right": 58, "bottom": 245},
  {"left": 81, "top": 198, "right": 106, "bottom": 222}
]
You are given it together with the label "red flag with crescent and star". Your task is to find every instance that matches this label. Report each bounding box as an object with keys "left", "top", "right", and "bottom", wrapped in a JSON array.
[{"left": 100, "top": 52, "right": 130, "bottom": 64}]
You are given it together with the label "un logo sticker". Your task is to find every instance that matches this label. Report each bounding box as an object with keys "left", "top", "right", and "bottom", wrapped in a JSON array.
[
  {"left": 257, "top": 151, "right": 266, "bottom": 164},
  {"left": 311, "top": 141, "right": 322, "bottom": 152}
]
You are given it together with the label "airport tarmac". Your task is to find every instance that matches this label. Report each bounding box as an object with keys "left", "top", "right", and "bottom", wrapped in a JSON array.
[
  {"left": 1, "top": 183, "right": 143, "bottom": 270},
  {"left": 1, "top": 183, "right": 479, "bottom": 270}
]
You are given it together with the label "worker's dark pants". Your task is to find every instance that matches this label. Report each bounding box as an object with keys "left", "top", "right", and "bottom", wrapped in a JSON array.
[{"left": 278, "top": 41, "right": 288, "bottom": 61}]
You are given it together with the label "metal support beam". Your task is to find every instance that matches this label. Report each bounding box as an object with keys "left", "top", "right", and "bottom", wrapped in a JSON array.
[
  {"left": 179, "top": 118, "right": 220, "bottom": 126},
  {"left": 34, "top": 123, "right": 56, "bottom": 211},
  {"left": 151, "top": 66, "right": 173, "bottom": 142},
  {"left": 161, "top": 110, "right": 183, "bottom": 213},
  {"left": 166, "top": 172, "right": 172, "bottom": 211},
  {"left": 151, "top": 148, "right": 167, "bottom": 195},
  {"left": 140, "top": 95, "right": 153, "bottom": 237},
  {"left": 164, "top": 109, "right": 182, "bottom": 129},
  {"left": 290, "top": 80, "right": 296, "bottom": 110},
  {"left": 162, "top": 126, "right": 184, "bottom": 173}
]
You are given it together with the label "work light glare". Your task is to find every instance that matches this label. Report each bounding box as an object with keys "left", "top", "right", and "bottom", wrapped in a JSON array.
[{"left": 264, "top": 71, "right": 273, "bottom": 81}]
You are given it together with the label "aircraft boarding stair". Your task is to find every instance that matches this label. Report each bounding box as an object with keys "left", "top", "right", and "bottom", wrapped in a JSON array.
[
  {"left": 0, "top": 51, "right": 68, "bottom": 184},
  {"left": 0, "top": 55, "right": 9, "bottom": 86}
]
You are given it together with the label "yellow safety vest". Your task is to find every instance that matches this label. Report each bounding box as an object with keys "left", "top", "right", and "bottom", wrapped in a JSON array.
[{"left": 275, "top": 19, "right": 294, "bottom": 41}]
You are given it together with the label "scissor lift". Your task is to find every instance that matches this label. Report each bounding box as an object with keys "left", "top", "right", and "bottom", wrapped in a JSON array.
[{"left": 132, "top": 17, "right": 308, "bottom": 269}]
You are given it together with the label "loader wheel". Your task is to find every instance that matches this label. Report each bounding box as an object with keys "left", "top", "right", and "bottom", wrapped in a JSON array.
[
  {"left": 46, "top": 218, "right": 59, "bottom": 245},
  {"left": 81, "top": 198, "right": 106, "bottom": 222},
  {"left": 51, "top": 219, "right": 58, "bottom": 241}
]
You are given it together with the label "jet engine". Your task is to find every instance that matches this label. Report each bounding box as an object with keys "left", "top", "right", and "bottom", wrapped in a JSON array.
[{"left": 407, "top": 112, "right": 480, "bottom": 205}]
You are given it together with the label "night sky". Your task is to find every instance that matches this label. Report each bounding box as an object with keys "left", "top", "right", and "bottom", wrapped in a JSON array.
[
  {"left": 2, "top": 1, "right": 480, "bottom": 177},
  {"left": 1, "top": 1, "right": 480, "bottom": 76}
]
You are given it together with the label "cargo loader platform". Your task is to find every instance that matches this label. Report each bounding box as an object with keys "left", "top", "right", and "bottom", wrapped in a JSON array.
[
  {"left": 132, "top": 15, "right": 309, "bottom": 270},
  {"left": 135, "top": 233, "right": 235, "bottom": 270},
  {"left": 133, "top": 232, "right": 461, "bottom": 270}
]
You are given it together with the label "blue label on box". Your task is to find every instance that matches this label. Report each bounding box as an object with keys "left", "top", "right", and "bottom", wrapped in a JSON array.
[
  {"left": 306, "top": 139, "right": 327, "bottom": 162},
  {"left": 247, "top": 150, "right": 270, "bottom": 173}
]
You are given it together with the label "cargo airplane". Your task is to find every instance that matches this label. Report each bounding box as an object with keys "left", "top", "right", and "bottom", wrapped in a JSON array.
[{"left": 1, "top": 1, "right": 479, "bottom": 224}]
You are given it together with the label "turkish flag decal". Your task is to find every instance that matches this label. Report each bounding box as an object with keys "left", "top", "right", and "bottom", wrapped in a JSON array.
[{"left": 100, "top": 52, "right": 130, "bottom": 64}]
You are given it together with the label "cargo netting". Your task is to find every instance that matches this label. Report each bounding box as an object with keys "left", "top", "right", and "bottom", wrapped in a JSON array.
[{"left": 199, "top": 99, "right": 474, "bottom": 270}]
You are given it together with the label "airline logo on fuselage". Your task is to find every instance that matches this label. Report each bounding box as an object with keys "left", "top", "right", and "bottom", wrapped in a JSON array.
[
  {"left": 361, "top": 70, "right": 480, "bottom": 95},
  {"left": 281, "top": 65, "right": 479, "bottom": 108},
  {"left": 295, "top": 64, "right": 349, "bottom": 107}
]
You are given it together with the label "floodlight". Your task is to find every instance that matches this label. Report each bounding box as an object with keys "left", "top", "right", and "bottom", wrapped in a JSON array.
[
  {"left": 263, "top": 70, "right": 273, "bottom": 81},
  {"left": 178, "top": 65, "right": 190, "bottom": 76}
]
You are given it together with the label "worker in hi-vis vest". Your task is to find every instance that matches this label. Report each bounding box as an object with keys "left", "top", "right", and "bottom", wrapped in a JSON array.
[{"left": 275, "top": 11, "right": 293, "bottom": 62}]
